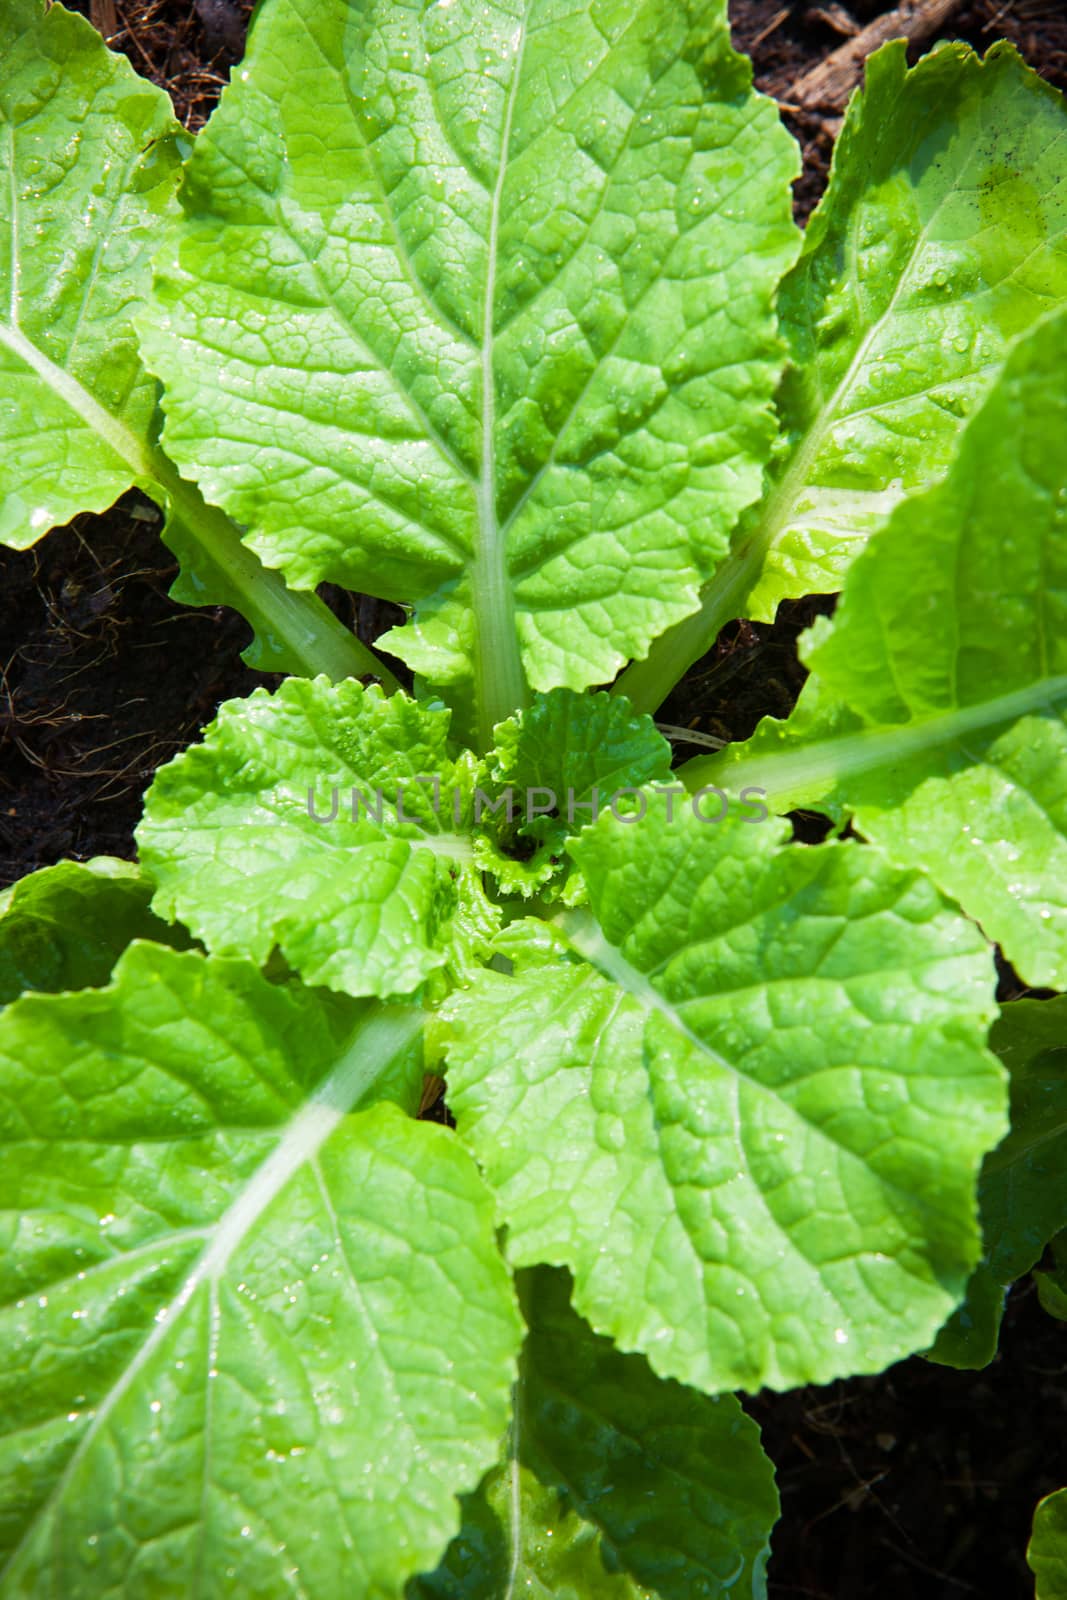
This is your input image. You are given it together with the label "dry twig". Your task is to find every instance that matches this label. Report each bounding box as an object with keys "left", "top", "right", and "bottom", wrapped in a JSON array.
[
  {"left": 789, "top": 0, "right": 965, "bottom": 109},
  {"left": 89, "top": 0, "right": 117, "bottom": 39}
]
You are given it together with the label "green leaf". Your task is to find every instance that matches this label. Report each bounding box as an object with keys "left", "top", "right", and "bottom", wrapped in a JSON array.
[
  {"left": 701, "top": 305, "right": 1067, "bottom": 989},
  {"left": 416, "top": 1468, "right": 644, "bottom": 1600},
  {"left": 0, "top": 0, "right": 183, "bottom": 546},
  {"left": 0, "top": 0, "right": 388, "bottom": 682},
  {"left": 618, "top": 40, "right": 1067, "bottom": 712},
  {"left": 1035, "top": 1232, "right": 1067, "bottom": 1322},
  {"left": 141, "top": 0, "right": 800, "bottom": 743},
  {"left": 1030, "top": 1490, "right": 1067, "bottom": 1600},
  {"left": 473, "top": 689, "right": 673, "bottom": 895},
  {"left": 979, "top": 997, "right": 1067, "bottom": 1286},
  {"left": 412, "top": 1267, "right": 777, "bottom": 1600},
  {"left": 0, "top": 858, "right": 190, "bottom": 1006},
  {"left": 750, "top": 40, "right": 1067, "bottom": 618},
  {"left": 923, "top": 1261, "right": 1003, "bottom": 1370},
  {"left": 0, "top": 942, "right": 521, "bottom": 1597},
  {"left": 157, "top": 498, "right": 400, "bottom": 682},
  {"left": 445, "top": 802, "right": 1005, "bottom": 1394},
  {"left": 137, "top": 677, "right": 499, "bottom": 1000},
  {"left": 927, "top": 995, "right": 1067, "bottom": 1367}
]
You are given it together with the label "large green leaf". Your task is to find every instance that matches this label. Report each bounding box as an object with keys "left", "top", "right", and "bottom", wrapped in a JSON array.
[
  {"left": 749, "top": 40, "right": 1067, "bottom": 620},
  {"left": 445, "top": 802, "right": 1005, "bottom": 1394},
  {"left": 142, "top": 0, "right": 800, "bottom": 742},
  {"left": 618, "top": 40, "right": 1067, "bottom": 711},
  {"left": 0, "top": 0, "right": 182, "bottom": 545},
  {"left": 0, "top": 858, "right": 189, "bottom": 1006},
  {"left": 1030, "top": 1490, "right": 1067, "bottom": 1600},
  {"left": 699, "top": 305, "right": 1067, "bottom": 989},
  {"left": 928, "top": 996, "right": 1067, "bottom": 1367},
  {"left": 0, "top": 0, "right": 383, "bottom": 681},
  {"left": 137, "top": 677, "right": 499, "bottom": 999},
  {"left": 413, "top": 1267, "right": 777, "bottom": 1600},
  {"left": 0, "top": 942, "right": 521, "bottom": 1598}
]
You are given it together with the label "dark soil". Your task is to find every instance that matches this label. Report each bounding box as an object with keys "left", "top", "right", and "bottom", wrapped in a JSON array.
[
  {"left": 750, "top": 1280, "right": 1065, "bottom": 1598},
  {"left": 0, "top": 498, "right": 270, "bottom": 880},
  {"left": 73, "top": 0, "right": 256, "bottom": 129},
  {"left": 3, "top": 3, "right": 1066, "bottom": 1597},
  {"left": 0, "top": 499, "right": 401, "bottom": 886},
  {"left": 732, "top": 0, "right": 1067, "bottom": 221}
]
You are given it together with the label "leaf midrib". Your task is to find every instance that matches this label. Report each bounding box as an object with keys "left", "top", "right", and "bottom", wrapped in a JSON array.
[
  {"left": 470, "top": 9, "right": 530, "bottom": 745},
  {"left": 696, "top": 675, "right": 1067, "bottom": 799},
  {"left": 0, "top": 319, "right": 152, "bottom": 482},
  {"left": 5, "top": 120, "right": 19, "bottom": 326},
  {"left": 750, "top": 152, "right": 1067, "bottom": 607},
  {"left": 613, "top": 96, "right": 1032, "bottom": 713},
  {"left": 0, "top": 1005, "right": 422, "bottom": 1590},
  {"left": 709, "top": 149, "right": 973, "bottom": 635},
  {"left": 0, "top": 305, "right": 382, "bottom": 681},
  {"left": 558, "top": 907, "right": 980, "bottom": 1237}
]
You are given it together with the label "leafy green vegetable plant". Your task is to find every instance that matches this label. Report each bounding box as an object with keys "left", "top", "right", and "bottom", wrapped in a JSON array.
[{"left": 1, "top": 0, "right": 1065, "bottom": 1593}]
